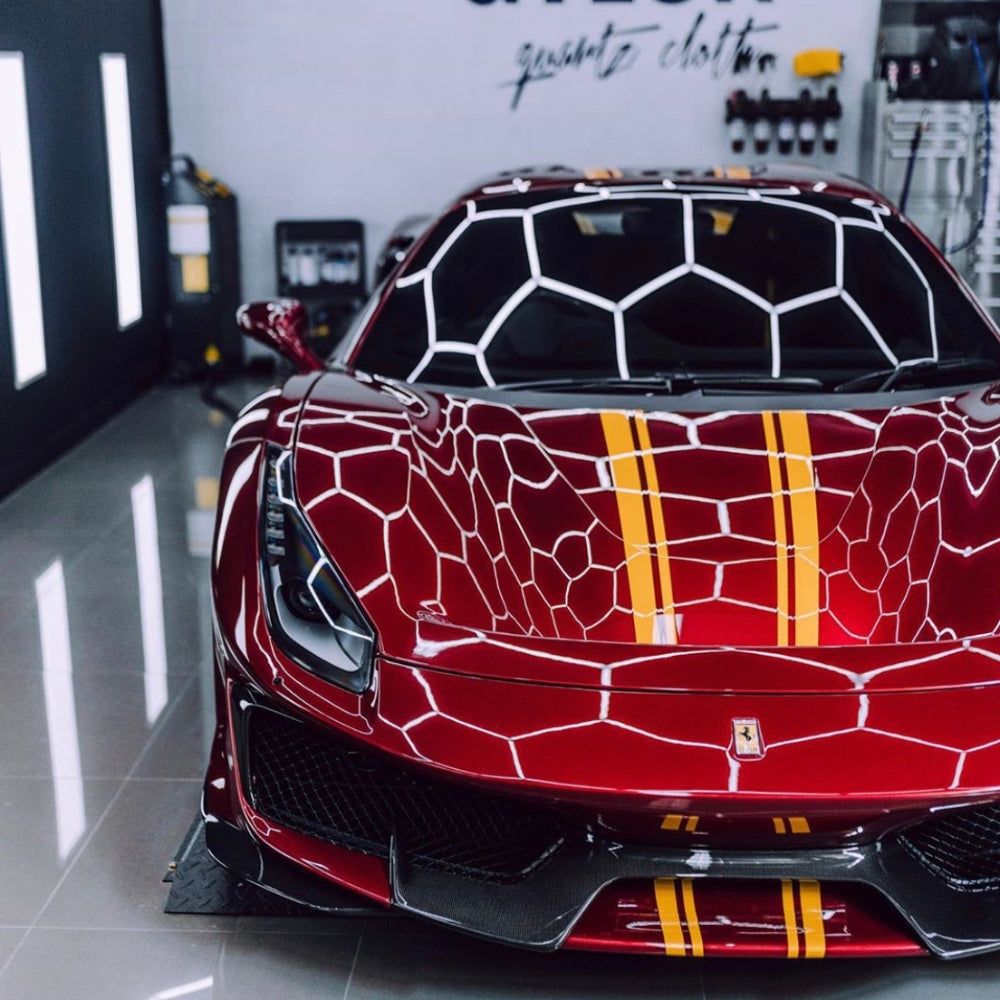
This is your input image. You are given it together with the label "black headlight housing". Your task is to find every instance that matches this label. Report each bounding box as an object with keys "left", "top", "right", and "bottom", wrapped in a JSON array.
[{"left": 260, "top": 446, "right": 376, "bottom": 693}]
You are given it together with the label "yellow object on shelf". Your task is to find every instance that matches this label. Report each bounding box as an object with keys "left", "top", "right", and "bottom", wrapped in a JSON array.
[
  {"left": 583, "top": 167, "right": 624, "bottom": 180},
  {"left": 794, "top": 49, "right": 843, "bottom": 78},
  {"left": 711, "top": 165, "right": 752, "bottom": 180}
]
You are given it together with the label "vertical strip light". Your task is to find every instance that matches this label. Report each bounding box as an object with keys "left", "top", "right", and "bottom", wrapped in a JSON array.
[
  {"left": 0, "top": 52, "right": 46, "bottom": 387},
  {"left": 132, "top": 474, "right": 168, "bottom": 723},
  {"left": 35, "top": 560, "right": 86, "bottom": 859},
  {"left": 100, "top": 53, "right": 142, "bottom": 329}
]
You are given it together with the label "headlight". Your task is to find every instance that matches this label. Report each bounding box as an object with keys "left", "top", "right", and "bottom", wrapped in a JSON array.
[{"left": 260, "top": 446, "right": 376, "bottom": 692}]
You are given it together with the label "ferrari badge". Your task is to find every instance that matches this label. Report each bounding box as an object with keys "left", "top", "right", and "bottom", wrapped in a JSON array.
[{"left": 732, "top": 718, "right": 765, "bottom": 759}]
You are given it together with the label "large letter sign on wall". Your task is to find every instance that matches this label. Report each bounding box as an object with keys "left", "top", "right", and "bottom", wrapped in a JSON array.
[{"left": 489, "top": 4, "right": 781, "bottom": 110}]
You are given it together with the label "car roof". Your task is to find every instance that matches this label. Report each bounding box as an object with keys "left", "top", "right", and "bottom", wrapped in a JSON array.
[{"left": 457, "top": 163, "right": 893, "bottom": 211}]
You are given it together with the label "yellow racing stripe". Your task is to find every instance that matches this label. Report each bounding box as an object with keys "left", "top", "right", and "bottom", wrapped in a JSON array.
[
  {"left": 774, "top": 816, "right": 812, "bottom": 834},
  {"left": 799, "top": 880, "right": 827, "bottom": 958},
  {"left": 661, "top": 814, "right": 699, "bottom": 832},
  {"left": 778, "top": 411, "right": 820, "bottom": 646},
  {"left": 680, "top": 879, "right": 704, "bottom": 957},
  {"left": 762, "top": 413, "right": 790, "bottom": 646},
  {"left": 634, "top": 415, "right": 678, "bottom": 644},
  {"left": 654, "top": 877, "right": 688, "bottom": 956},
  {"left": 780, "top": 880, "right": 800, "bottom": 958},
  {"left": 601, "top": 412, "right": 657, "bottom": 643}
]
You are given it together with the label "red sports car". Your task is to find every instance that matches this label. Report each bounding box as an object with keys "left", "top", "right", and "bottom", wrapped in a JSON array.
[{"left": 205, "top": 164, "right": 1000, "bottom": 959}]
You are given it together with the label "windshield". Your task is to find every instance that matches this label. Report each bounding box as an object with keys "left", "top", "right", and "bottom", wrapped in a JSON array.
[{"left": 350, "top": 189, "right": 1000, "bottom": 392}]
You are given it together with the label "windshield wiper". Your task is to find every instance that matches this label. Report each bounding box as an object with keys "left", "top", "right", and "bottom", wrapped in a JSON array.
[
  {"left": 675, "top": 375, "right": 824, "bottom": 394},
  {"left": 494, "top": 375, "right": 673, "bottom": 392},
  {"left": 833, "top": 357, "right": 1000, "bottom": 394},
  {"left": 492, "top": 373, "right": 824, "bottom": 394}
]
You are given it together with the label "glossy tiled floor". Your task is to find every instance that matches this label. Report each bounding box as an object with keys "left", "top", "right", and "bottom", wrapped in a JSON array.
[{"left": 5, "top": 381, "right": 1000, "bottom": 998}]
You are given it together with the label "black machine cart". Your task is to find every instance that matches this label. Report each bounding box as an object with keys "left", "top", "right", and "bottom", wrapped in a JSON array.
[
  {"left": 164, "top": 155, "right": 243, "bottom": 374},
  {"left": 275, "top": 219, "right": 366, "bottom": 357}
]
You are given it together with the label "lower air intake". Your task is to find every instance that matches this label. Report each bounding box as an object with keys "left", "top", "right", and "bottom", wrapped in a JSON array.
[
  {"left": 898, "top": 801, "right": 1000, "bottom": 893},
  {"left": 244, "top": 707, "right": 569, "bottom": 883}
]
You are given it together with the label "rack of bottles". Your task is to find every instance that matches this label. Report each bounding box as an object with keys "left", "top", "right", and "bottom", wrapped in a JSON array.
[{"left": 725, "top": 88, "right": 842, "bottom": 156}]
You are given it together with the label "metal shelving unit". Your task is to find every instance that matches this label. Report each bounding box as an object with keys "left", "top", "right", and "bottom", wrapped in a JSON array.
[{"left": 861, "top": 79, "right": 1000, "bottom": 317}]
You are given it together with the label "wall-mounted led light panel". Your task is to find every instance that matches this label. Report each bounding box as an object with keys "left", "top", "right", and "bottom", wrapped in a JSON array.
[
  {"left": 0, "top": 52, "right": 46, "bottom": 388},
  {"left": 100, "top": 53, "right": 142, "bottom": 329}
]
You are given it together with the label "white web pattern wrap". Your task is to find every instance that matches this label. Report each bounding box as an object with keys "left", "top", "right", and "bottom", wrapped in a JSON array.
[{"left": 392, "top": 187, "right": 938, "bottom": 387}]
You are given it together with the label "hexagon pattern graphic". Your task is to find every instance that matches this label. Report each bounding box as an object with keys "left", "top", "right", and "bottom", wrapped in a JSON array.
[{"left": 280, "top": 185, "right": 1000, "bottom": 794}]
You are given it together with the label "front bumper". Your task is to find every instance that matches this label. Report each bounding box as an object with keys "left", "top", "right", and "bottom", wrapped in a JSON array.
[
  {"left": 202, "top": 680, "right": 1000, "bottom": 959},
  {"left": 205, "top": 800, "right": 927, "bottom": 957}
]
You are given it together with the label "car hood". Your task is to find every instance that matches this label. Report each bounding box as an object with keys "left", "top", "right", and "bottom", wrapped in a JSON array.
[{"left": 292, "top": 373, "right": 1000, "bottom": 687}]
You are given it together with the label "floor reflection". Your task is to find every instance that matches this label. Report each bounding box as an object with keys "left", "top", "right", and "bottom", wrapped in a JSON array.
[
  {"left": 149, "top": 975, "right": 213, "bottom": 1000},
  {"left": 34, "top": 559, "right": 85, "bottom": 859},
  {"left": 132, "top": 473, "right": 169, "bottom": 725}
]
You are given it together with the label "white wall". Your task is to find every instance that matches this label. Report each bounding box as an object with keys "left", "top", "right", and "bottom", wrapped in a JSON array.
[{"left": 162, "top": 0, "right": 880, "bottom": 301}]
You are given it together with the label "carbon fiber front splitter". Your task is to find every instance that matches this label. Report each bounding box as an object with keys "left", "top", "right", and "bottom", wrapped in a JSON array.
[
  {"left": 205, "top": 803, "right": 1000, "bottom": 958},
  {"left": 389, "top": 834, "right": 1000, "bottom": 958}
]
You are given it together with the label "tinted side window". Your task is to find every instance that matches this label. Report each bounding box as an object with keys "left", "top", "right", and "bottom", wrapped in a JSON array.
[
  {"left": 884, "top": 218, "right": 1000, "bottom": 362},
  {"left": 843, "top": 225, "right": 932, "bottom": 362}
]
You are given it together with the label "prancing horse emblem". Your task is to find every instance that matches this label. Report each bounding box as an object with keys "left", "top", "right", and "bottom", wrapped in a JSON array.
[{"left": 732, "top": 718, "right": 765, "bottom": 759}]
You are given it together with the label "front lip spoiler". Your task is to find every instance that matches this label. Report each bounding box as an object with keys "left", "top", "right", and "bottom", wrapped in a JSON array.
[
  {"left": 205, "top": 799, "right": 1000, "bottom": 958},
  {"left": 389, "top": 834, "right": 1000, "bottom": 959},
  {"left": 203, "top": 812, "right": 383, "bottom": 915}
]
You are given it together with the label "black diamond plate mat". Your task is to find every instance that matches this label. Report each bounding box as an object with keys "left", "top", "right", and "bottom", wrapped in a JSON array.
[{"left": 163, "top": 816, "right": 384, "bottom": 917}]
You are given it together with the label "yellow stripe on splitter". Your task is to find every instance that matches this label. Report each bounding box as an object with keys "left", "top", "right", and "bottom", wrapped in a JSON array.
[
  {"left": 799, "top": 880, "right": 826, "bottom": 958},
  {"left": 775, "top": 816, "right": 811, "bottom": 834},
  {"left": 779, "top": 412, "right": 820, "bottom": 646},
  {"left": 634, "top": 415, "right": 677, "bottom": 644},
  {"left": 661, "top": 814, "right": 698, "bottom": 831},
  {"left": 781, "top": 880, "right": 800, "bottom": 958},
  {"left": 654, "top": 878, "right": 688, "bottom": 956},
  {"left": 680, "top": 879, "right": 704, "bottom": 957},
  {"left": 762, "top": 413, "right": 790, "bottom": 646},
  {"left": 601, "top": 412, "right": 657, "bottom": 643}
]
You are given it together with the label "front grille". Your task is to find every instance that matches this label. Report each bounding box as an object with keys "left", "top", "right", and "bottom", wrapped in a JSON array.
[
  {"left": 244, "top": 707, "right": 570, "bottom": 883},
  {"left": 898, "top": 802, "right": 1000, "bottom": 892}
]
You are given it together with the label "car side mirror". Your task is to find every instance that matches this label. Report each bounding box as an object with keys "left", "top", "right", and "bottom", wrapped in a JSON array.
[{"left": 236, "top": 299, "right": 323, "bottom": 374}]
